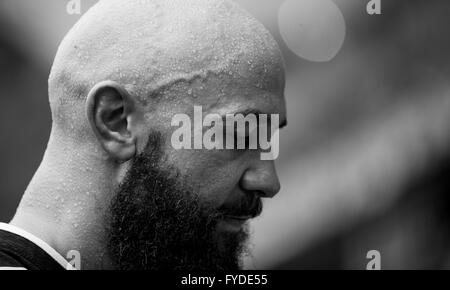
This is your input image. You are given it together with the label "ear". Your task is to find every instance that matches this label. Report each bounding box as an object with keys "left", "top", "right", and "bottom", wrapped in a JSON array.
[{"left": 86, "top": 80, "right": 137, "bottom": 162}]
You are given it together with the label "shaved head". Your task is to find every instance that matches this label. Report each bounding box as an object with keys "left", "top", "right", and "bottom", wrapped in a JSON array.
[
  {"left": 49, "top": 0, "right": 284, "bottom": 136},
  {"left": 13, "top": 0, "right": 286, "bottom": 270}
]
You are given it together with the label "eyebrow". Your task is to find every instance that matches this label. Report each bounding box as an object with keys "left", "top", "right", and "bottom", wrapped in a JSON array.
[{"left": 220, "top": 109, "right": 288, "bottom": 129}]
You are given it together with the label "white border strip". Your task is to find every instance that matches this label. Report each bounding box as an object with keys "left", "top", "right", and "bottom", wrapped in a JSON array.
[
  {"left": 0, "top": 223, "right": 75, "bottom": 270},
  {"left": 0, "top": 267, "right": 27, "bottom": 270}
]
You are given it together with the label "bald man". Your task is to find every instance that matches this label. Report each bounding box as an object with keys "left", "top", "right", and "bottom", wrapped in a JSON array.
[{"left": 0, "top": 0, "right": 286, "bottom": 270}]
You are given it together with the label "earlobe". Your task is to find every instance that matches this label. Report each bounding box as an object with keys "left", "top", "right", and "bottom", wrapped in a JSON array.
[{"left": 86, "top": 80, "right": 137, "bottom": 162}]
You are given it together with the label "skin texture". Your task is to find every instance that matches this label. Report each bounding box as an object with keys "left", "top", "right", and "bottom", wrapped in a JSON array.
[{"left": 10, "top": 0, "right": 287, "bottom": 269}]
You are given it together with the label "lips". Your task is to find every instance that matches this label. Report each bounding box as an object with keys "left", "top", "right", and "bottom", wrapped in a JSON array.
[
  {"left": 218, "top": 198, "right": 262, "bottom": 232},
  {"left": 224, "top": 215, "right": 253, "bottom": 222},
  {"left": 220, "top": 216, "right": 249, "bottom": 232}
]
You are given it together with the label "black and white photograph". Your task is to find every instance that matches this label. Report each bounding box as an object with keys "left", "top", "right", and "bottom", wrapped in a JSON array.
[{"left": 0, "top": 0, "right": 449, "bottom": 278}]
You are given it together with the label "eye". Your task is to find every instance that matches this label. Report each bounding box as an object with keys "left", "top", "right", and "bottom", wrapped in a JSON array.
[
  {"left": 234, "top": 133, "right": 251, "bottom": 150},
  {"left": 221, "top": 130, "right": 248, "bottom": 151},
  {"left": 222, "top": 115, "right": 261, "bottom": 151}
]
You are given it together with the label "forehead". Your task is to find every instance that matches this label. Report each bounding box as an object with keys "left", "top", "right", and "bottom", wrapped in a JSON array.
[
  {"left": 163, "top": 71, "right": 286, "bottom": 119},
  {"left": 145, "top": 28, "right": 287, "bottom": 122}
]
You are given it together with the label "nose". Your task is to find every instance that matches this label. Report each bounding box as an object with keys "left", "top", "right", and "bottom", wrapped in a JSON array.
[{"left": 240, "top": 161, "right": 281, "bottom": 198}]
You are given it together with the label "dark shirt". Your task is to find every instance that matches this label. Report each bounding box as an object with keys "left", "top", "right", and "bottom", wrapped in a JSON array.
[{"left": 0, "top": 224, "right": 68, "bottom": 270}]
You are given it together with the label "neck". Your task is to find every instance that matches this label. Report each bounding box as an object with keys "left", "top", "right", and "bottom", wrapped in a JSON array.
[{"left": 10, "top": 131, "right": 123, "bottom": 269}]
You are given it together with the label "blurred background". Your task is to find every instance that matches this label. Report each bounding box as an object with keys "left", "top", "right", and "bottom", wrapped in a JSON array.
[{"left": 0, "top": 0, "right": 449, "bottom": 269}]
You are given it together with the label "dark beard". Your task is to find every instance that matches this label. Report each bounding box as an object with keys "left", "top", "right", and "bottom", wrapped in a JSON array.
[{"left": 107, "top": 133, "right": 249, "bottom": 270}]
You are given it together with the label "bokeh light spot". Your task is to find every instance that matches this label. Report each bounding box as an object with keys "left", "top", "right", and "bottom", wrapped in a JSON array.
[{"left": 278, "top": 0, "right": 346, "bottom": 62}]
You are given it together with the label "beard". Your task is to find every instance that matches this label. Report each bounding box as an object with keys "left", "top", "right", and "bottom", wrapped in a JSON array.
[{"left": 107, "top": 133, "right": 253, "bottom": 270}]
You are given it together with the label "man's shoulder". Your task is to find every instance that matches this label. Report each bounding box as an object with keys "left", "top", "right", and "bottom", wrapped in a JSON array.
[
  {"left": 0, "top": 251, "right": 27, "bottom": 270},
  {"left": 0, "top": 228, "right": 32, "bottom": 269},
  {"left": 0, "top": 227, "right": 64, "bottom": 270}
]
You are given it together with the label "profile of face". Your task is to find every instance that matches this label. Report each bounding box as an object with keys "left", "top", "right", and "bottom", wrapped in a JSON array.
[
  {"left": 48, "top": 0, "right": 287, "bottom": 270},
  {"left": 107, "top": 73, "right": 286, "bottom": 270}
]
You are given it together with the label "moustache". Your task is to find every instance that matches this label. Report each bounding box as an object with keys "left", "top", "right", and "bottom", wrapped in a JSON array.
[{"left": 218, "top": 193, "right": 263, "bottom": 220}]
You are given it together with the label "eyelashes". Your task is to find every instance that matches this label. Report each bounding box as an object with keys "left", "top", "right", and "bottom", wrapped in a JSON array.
[{"left": 224, "top": 129, "right": 274, "bottom": 151}]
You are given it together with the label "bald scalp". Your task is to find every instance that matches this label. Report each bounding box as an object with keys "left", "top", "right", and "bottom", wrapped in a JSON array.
[{"left": 49, "top": 0, "right": 284, "bottom": 136}]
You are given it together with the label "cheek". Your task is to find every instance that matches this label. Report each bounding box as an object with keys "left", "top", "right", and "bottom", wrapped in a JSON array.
[
  {"left": 166, "top": 147, "right": 246, "bottom": 206},
  {"left": 197, "top": 166, "right": 242, "bottom": 206}
]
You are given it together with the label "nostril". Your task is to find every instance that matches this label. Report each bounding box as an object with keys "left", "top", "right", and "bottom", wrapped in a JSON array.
[{"left": 254, "top": 190, "right": 268, "bottom": 198}]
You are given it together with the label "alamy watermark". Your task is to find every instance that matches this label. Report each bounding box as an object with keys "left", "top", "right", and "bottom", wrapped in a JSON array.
[
  {"left": 67, "top": 250, "right": 81, "bottom": 270},
  {"left": 171, "top": 106, "right": 280, "bottom": 161},
  {"left": 366, "top": 0, "right": 382, "bottom": 15},
  {"left": 366, "top": 250, "right": 381, "bottom": 270},
  {"left": 66, "top": 0, "right": 81, "bottom": 15}
]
